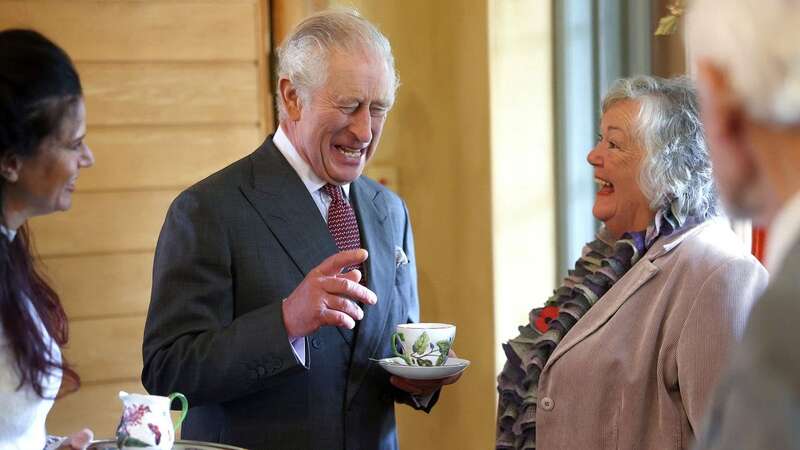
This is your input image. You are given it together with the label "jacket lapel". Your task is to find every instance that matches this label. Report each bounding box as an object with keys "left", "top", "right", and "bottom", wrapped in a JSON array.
[
  {"left": 240, "top": 140, "right": 356, "bottom": 344},
  {"left": 346, "top": 177, "right": 395, "bottom": 407},
  {"left": 543, "top": 259, "right": 659, "bottom": 372},
  {"left": 238, "top": 138, "right": 339, "bottom": 292},
  {"left": 542, "top": 222, "right": 708, "bottom": 373}
]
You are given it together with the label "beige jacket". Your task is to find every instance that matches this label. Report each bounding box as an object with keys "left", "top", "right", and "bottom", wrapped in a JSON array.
[{"left": 536, "top": 219, "right": 768, "bottom": 450}]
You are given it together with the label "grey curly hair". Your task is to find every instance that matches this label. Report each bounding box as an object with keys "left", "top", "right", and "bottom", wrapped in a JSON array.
[
  {"left": 602, "top": 75, "right": 719, "bottom": 221},
  {"left": 275, "top": 8, "right": 399, "bottom": 122}
]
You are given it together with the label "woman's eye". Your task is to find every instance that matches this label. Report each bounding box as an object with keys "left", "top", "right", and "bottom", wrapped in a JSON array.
[
  {"left": 608, "top": 141, "right": 619, "bottom": 149},
  {"left": 340, "top": 105, "right": 358, "bottom": 114},
  {"left": 596, "top": 133, "right": 603, "bottom": 143},
  {"left": 370, "top": 108, "right": 387, "bottom": 118},
  {"left": 71, "top": 140, "right": 84, "bottom": 150}
]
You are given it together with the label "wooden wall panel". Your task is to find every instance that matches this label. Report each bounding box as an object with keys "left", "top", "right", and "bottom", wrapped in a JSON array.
[
  {"left": 81, "top": 125, "right": 261, "bottom": 190},
  {"left": 0, "top": 1, "right": 258, "bottom": 62},
  {"left": 66, "top": 316, "right": 146, "bottom": 383},
  {"left": 0, "top": 0, "right": 272, "bottom": 438},
  {"left": 43, "top": 252, "right": 154, "bottom": 319},
  {"left": 80, "top": 63, "right": 260, "bottom": 126},
  {"left": 29, "top": 190, "right": 179, "bottom": 257}
]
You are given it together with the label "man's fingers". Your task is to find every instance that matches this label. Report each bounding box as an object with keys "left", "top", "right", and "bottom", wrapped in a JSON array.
[
  {"left": 336, "top": 268, "right": 362, "bottom": 284},
  {"left": 317, "top": 249, "right": 369, "bottom": 276},
  {"left": 390, "top": 376, "right": 424, "bottom": 395},
  {"left": 320, "top": 276, "right": 377, "bottom": 305},
  {"left": 390, "top": 374, "right": 460, "bottom": 395},
  {"left": 320, "top": 308, "right": 356, "bottom": 330},
  {"left": 440, "top": 373, "right": 462, "bottom": 385},
  {"left": 325, "top": 295, "right": 364, "bottom": 321}
]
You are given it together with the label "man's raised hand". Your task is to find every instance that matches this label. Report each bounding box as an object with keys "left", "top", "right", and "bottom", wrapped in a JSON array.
[{"left": 282, "top": 249, "right": 377, "bottom": 339}]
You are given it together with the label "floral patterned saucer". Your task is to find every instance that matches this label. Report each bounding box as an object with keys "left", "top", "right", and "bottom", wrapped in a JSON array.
[{"left": 376, "top": 357, "right": 470, "bottom": 380}]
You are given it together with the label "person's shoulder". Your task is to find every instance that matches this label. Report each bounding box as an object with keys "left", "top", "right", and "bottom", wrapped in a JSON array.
[
  {"left": 679, "top": 218, "right": 758, "bottom": 263},
  {"left": 668, "top": 218, "right": 766, "bottom": 281},
  {"left": 764, "top": 238, "right": 800, "bottom": 294},
  {"left": 357, "top": 175, "right": 405, "bottom": 207},
  {"left": 186, "top": 153, "right": 252, "bottom": 195},
  {"left": 170, "top": 142, "right": 268, "bottom": 212}
]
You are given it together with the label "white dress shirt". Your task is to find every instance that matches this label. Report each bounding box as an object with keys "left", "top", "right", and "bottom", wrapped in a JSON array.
[
  {"left": 273, "top": 126, "right": 350, "bottom": 221},
  {"left": 764, "top": 191, "right": 800, "bottom": 273},
  {"left": 273, "top": 126, "right": 351, "bottom": 366}
]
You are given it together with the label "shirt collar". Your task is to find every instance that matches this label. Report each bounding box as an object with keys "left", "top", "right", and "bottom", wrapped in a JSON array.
[
  {"left": 765, "top": 190, "right": 800, "bottom": 273},
  {"left": 273, "top": 125, "right": 350, "bottom": 198},
  {"left": 0, "top": 225, "right": 16, "bottom": 242},
  {"left": 644, "top": 216, "right": 716, "bottom": 262}
]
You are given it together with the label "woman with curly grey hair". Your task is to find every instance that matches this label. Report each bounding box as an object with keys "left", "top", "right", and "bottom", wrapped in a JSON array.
[{"left": 496, "top": 75, "right": 768, "bottom": 450}]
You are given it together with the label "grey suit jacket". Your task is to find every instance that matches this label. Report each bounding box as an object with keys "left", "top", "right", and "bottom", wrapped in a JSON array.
[
  {"left": 694, "top": 237, "right": 800, "bottom": 450},
  {"left": 141, "top": 137, "right": 432, "bottom": 450}
]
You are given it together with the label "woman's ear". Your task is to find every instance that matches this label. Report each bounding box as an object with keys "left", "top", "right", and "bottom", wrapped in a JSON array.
[
  {"left": 0, "top": 153, "right": 21, "bottom": 183},
  {"left": 279, "top": 78, "right": 303, "bottom": 121}
]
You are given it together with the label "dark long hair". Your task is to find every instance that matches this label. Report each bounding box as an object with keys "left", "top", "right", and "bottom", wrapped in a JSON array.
[{"left": 0, "top": 29, "right": 81, "bottom": 398}]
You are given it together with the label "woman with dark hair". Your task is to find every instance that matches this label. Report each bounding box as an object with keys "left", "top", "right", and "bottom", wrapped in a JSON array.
[{"left": 0, "top": 29, "right": 95, "bottom": 449}]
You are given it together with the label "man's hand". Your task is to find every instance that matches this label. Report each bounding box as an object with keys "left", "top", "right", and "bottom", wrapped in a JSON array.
[
  {"left": 390, "top": 372, "right": 462, "bottom": 396},
  {"left": 282, "top": 249, "right": 377, "bottom": 339},
  {"left": 389, "top": 349, "right": 464, "bottom": 396}
]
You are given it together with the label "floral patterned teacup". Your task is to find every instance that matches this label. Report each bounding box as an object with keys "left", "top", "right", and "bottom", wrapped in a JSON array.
[
  {"left": 116, "top": 391, "right": 188, "bottom": 450},
  {"left": 391, "top": 323, "right": 455, "bottom": 366}
]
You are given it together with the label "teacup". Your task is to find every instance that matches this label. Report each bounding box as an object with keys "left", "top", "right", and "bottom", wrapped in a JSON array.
[
  {"left": 391, "top": 323, "right": 455, "bottom": 366},
  {"left": 116, "top": 391, "right": 188, "bottom": 450}
]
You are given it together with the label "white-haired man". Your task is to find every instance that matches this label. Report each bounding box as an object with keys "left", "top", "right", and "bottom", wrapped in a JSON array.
[
  {"left": 141, "top": 10, "right": 459, "bottom": 450},
  {"left": 687, "top": 1, "right": 800, "bottom": 448}
]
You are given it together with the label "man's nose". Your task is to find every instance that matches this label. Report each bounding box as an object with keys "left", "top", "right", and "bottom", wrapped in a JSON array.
[{"left": 349, "top": 107, "right": 372, "bottom": 144}]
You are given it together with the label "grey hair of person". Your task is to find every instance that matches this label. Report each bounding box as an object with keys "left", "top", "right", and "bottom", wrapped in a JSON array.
[
  {"left": 686, "top": 0, "right": 800, "bottom": 125},
  {"left": 275, "top": 8, "right": 399, "bottom": 122},
  {"left": 602, "top": 75, "right": 719, "bottom": 221}
]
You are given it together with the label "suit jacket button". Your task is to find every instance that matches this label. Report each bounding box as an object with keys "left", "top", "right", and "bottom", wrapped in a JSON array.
[
  {"left": 312, "top": 338, "right": 322, "bottom": 349},
  {"left": 541, "top": 396, "right": 554, "bottom": 411}
]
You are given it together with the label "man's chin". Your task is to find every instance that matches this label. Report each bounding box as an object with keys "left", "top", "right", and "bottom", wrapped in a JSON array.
[{"left": 328, "top": 167, "right": 365, "bottom": 184}]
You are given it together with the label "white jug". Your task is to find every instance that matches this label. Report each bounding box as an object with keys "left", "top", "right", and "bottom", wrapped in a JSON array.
[{"left": 116, "top": 391, "right": 188, "bottom": 450}]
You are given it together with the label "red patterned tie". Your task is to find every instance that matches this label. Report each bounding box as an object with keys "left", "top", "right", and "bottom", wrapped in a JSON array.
[{"left": 323, "top": 184, "right": 364, "bottom": 275}]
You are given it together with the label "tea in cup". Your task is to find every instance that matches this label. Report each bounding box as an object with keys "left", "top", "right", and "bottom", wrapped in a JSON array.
[{"left": 391, "top": 323, "right": 455, "bottom": 366}]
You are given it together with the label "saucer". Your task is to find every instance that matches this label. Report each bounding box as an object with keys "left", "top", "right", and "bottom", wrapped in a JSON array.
[{"left": 376, "top": 357, "right": 470, "bottom": 380}]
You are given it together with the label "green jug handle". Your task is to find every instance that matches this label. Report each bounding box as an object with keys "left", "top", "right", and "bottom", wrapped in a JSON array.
[{"left": 169, "top": 392, "right": 189, "bottom": 431}]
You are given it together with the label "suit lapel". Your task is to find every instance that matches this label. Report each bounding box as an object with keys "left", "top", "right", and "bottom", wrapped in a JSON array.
[
  {"left": 240, "top": 140, "right": 357, "bottom": 345},
  {"left": 543, "top": 255, "right": 659, "bottom": 373},
  {"left": 238, "top": 138, "right": 339, "bottom": 292},
  {"left": 346, "top": 177, "right": 395, "bottom": 407}
]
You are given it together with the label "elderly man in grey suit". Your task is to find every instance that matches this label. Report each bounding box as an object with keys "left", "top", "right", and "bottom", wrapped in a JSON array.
[
  {"left": 687, "top": 1, "right": 800, "bottom": 449},
  {"left": 141, "top": 10, "right": 459, "bottom": 450}
]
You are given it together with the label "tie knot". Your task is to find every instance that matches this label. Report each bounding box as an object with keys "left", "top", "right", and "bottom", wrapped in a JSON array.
[{"left": 323, "top": 183, "right": 345, "bottom": 203}]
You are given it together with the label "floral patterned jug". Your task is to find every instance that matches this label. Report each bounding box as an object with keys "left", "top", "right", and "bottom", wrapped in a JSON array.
[{"left": 116, "top": 391, "right": 188, "bottom": 449}]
